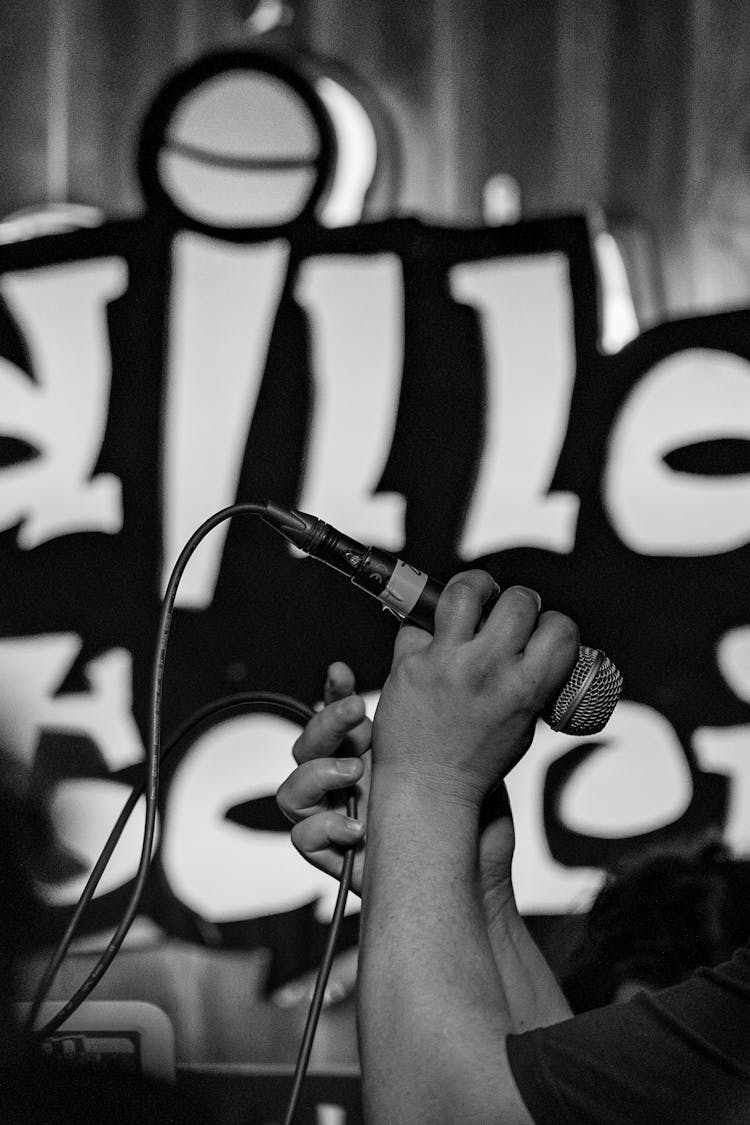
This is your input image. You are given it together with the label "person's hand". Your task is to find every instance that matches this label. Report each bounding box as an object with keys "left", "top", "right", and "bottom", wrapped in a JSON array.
[
  {"left": 276, "top": 662, "right": 371, "bottom": 893},
  {"left": 275, "top": 660, "right": 518, "bottom": 902},
  {"left": 371, "top": 570, "right": 579, "bottom": 808},
  {"left": 276, "top": 573, "right": 578, "bottom": 897},
  {"left": 478, "top": 781, "right": 517, "bottom": 916}
]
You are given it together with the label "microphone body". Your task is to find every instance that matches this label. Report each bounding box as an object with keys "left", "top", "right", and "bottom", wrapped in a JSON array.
[{"left": 262, "top": 502, "right": 622, "bottom": 736}]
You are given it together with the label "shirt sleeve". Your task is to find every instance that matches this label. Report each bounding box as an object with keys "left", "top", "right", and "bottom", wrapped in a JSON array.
[{"left": 506, "top": 944, "right": 750, "bottom": 1125}]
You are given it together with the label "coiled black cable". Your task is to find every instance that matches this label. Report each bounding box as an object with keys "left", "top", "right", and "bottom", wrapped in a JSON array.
[
  {"left": 25, "top": 501, "right": 360, "bottom": 1124},
  {"left": 24, "top": 689, "right": 316, "bottom": 1032}
]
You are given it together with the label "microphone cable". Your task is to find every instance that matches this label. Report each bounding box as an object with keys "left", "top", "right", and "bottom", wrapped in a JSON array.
[
  {"left": 24, "top": 689, "right": 317, "bottom": 1032},
  {"left": 27, "top": 500, "right": 359, "bottom": 1125},
  {"left": 26, "top": 503, "right": 251, "bottom": 1035},
  {"left": 282, "top": 787, "right": 357, "bottom": 1125}
]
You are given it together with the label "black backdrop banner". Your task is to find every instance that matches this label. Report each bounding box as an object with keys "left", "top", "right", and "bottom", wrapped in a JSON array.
[{"left": 1, "top": 49, "right": 749, "bottom": 982}]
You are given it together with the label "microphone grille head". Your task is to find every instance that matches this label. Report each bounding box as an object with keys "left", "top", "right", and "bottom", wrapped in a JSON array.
[{"left": 545, "top": 645, "right": 623, "bottom": 736}]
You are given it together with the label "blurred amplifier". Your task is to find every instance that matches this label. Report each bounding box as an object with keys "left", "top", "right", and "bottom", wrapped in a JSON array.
[{"left": 16, "top": 1001, "right": 175, "bottom": 1082}]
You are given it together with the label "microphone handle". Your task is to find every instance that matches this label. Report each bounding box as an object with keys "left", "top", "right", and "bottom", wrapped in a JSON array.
[
  {"left": 342, "top": 543, "right": 608, "bottom": 735},
  {"left": 262, "top": 503, "right": 517, "bottom": 630},
  {"left": 350, "top": 546, "right": 448, "bottom": 629},
  {"left": 260, "top": 504, "right": 621, "bottom": 735},
  {"left": 261, "top": 504, "right": 445, "bottom": 627}
]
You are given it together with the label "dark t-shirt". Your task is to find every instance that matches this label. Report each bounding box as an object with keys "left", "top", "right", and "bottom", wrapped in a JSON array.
[{"left": 507, "top": 943, "right": 750, "bottom": 1125}]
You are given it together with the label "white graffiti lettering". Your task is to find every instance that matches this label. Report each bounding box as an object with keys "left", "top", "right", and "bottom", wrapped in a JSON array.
[
  {"left": 161, "top": 709, "right": 354, "bottom": 922},
  {"left": 0, "top": 259, "right": 127, "bottom": 546},
  {"left": 507, "top": 701, "right": 693, "bottom": 913},
  {"left": 0, "top": 636, "right": 143, "bottom": 771},
  {"left": 605, "top": 348, "right": 750, "bottom": 554},
  {"left": 294, "top": 253, "right": 406, "bottom": 546},
  {"left": 451, "top": 253, "right": 579, "bottom": 557},
  {"left": 165, "top": 234, "right": 291, "bottom": 605}
]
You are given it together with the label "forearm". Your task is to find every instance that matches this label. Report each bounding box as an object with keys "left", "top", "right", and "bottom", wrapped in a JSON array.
[
  {"left": 482, "top": 881, "right": 572, "bottom": 1032},
  {"left": 357, "top": 774, "right": 534, "bottom": 1125}
]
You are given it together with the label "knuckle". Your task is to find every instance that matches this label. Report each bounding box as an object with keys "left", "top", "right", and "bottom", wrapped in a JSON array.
[
  {"left": 508, "top": 664, "right": 539, "bottom": 709},
  {"left": 275, "top": 782, "right": 287, "bottom": 808},
  {"left": 289, "top": 821, "right": 310, "bottom": 855},
  {"left": 550, "top": 611, "right": 580, "bottom": 655},
  {"left": 444, "top": 570, "right": 489, "bottom": 600},
  {"left": 446, "top": 581, "right": 474, "bottom": 607},
  {"left": 332, "top": 695, "right": 363, "bottom": 731},
  {"left": 275, "top": 784, "right": 294, "bottom": 820},
  {"left": 291, "top": 732, "right": 305, "bottom": 764},
  {"left": 507, "top": 584, "right": 542, "bottom": 611}
]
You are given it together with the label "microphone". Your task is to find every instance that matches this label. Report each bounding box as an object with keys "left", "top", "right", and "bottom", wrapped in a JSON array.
[{"left": 262, "top": 501, "right": 622, "bottom": 736}]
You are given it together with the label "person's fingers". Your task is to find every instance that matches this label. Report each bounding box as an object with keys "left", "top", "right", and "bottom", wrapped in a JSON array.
[
  {"left": 277, "top": 756, "right": 365, "bottom": 823},
  {"left": 392, "top": 620, "right": 434, "bottom": 660},
  {"left": 432, "top": 571, "right": 501, "bottom": 646},
  {"left": 477, "top": 584, "right": 543, "bottom": 658},
  {"left": 323, "top": 661, "right": 357, "bottom": 706},
  {"left": 521, "top": 608, "right": 580, "bottom": 707},
  {"left": 292, "top": 693, "right": 371, "bottom": 764},
  {"left": 289, "top": 810, "right": 366, "bottom": 880},
  {"left": 392, "top": 570, "right": 501, "bottom": 659}
]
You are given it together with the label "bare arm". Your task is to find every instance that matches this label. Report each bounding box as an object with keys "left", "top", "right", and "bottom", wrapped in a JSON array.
[
  {"left": 358, "top": 573, "right": 578, "bottom": 1124},
  {"left": 479, "top": 809, "right": 573, "bottom": 1034},
  {"left": 359, "top": 777, "right": 536, "bottom": 1124}
]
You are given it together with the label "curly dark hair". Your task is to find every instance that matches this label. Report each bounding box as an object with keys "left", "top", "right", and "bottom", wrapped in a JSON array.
[{"left": 562, "top": 836, "right": 750, "bottom": 1013}]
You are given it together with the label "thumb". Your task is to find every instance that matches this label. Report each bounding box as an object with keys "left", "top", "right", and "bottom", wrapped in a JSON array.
[{"left": 478, "top": 782, "right": 515, "bottom": 887}]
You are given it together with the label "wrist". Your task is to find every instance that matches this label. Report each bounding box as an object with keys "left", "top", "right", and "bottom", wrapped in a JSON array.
[
  {"left": 481, "top": 874, "right": 517, "bottom": 926},
  {"left": 370, "top": 755, "right": 489, "bottom": 815},
  {"left": 366, "top": 765, "right": 484, "bottom": 882}
]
